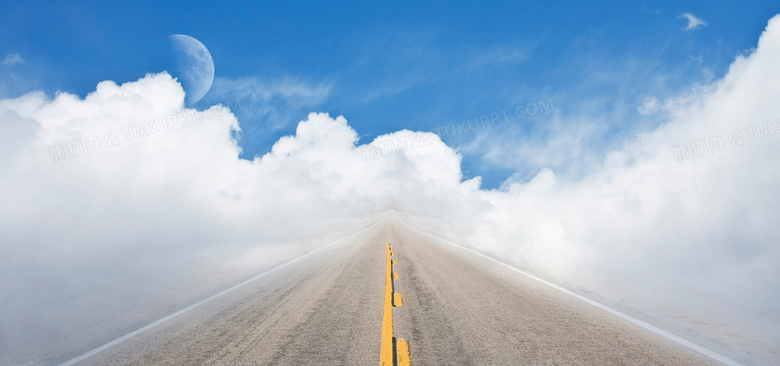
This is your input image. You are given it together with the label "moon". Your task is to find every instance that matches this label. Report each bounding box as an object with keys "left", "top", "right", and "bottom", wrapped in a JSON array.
[{"left": 169, "top": 34, "right": 214, "bottom": 105}]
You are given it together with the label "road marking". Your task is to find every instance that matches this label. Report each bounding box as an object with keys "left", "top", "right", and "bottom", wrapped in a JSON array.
[
  {"left": 59, "top": 220, "right": 385, "bottom": 366},
  {"left": 394, "top": 293, "right": 403, "bottom": 307},
  {"left": 380, "top": 235, "right": 410, "bottom": 366},
  {"left": 397, "top": 338, "right": 410, "bottom": 366},
  {"left": 380, "top": 242, "right": 395, "bottom": 366},
  {"left": 396, "top": 338, "right": 410, "bottom": 366},
  {"left": 399, "top": 220, "right": 742, "bottom": 366}
]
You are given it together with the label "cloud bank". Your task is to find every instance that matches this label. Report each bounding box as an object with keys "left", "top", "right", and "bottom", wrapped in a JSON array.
[{"left": 2, "top": 13, "right": 780, "bottom": 366}]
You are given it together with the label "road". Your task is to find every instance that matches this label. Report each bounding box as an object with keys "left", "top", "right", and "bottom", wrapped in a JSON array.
[{"left": 66, "top": 215, "right": 719, "bottom": 365}]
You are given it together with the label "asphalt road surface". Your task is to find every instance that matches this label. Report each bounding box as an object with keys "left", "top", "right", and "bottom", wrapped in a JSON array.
[{"left": 66, "top": 215, "right": 719, "bottom": 365}]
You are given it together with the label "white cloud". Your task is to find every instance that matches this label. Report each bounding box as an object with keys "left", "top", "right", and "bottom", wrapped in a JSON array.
[
  {"left": 680, "top": 12, "right": 708, "bottom": 31},
  {"left": 1, "top": 53, "right": 24, "bottom": 66},
  {"left": 2, "top": 14, "right": 780, "bottom": 366}
]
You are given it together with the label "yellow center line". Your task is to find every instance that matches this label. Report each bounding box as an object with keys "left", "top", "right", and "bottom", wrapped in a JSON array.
[
  {"left": 380, "top": 243, "right": 394, "bottom": 366},
  {"left": 380, "top": 228, "right": 411, "bottom": 365}
]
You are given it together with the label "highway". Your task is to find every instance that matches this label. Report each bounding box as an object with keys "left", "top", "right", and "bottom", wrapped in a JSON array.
[{"left": 64, "top": 215, "right": 719, "bottom": 365}]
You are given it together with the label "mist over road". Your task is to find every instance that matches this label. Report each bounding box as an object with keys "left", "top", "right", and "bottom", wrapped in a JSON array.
[{"left": 61, "top": 215, "right": 721, "bottom": 366}]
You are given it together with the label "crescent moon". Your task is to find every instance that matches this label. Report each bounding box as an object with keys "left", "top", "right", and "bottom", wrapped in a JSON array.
[{"left": 169, "top": 34, "right": 215, "bottom": 105}]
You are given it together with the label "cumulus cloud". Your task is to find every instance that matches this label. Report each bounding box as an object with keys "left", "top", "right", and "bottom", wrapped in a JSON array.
[
  {"left": 1, "top": 53, "right": 24, "bottom": 66},
  {"left": 2, "top": 13, "right": 780, "bottom": 366},
  {"left": 680, "top": 12, "right": 708, "bottom": 31}
]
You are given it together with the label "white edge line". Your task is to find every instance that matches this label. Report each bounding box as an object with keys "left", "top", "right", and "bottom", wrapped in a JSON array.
[
  {"left": 59, "top": 219, "right": 384, "bottom": 366},
  {"left": 398, "top": 219, "right": 741, "bottom": 366}
]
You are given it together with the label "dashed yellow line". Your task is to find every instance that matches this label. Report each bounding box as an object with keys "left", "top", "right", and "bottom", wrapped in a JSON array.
[
  {"left": 394, "top": 293, "right": 403, "bottom": 307},
  {"left": 397, "top": 339, "right": 410, "bottom": 366}
]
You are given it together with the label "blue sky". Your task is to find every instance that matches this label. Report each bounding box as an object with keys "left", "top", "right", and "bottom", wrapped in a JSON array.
[{"left": 2, "top": 0, "right": 778, "bottom": 188}]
